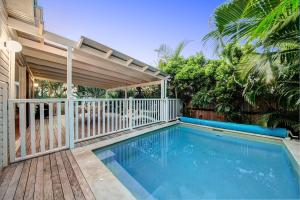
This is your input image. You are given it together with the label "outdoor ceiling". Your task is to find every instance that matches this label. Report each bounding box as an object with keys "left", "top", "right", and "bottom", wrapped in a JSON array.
[{"left": 9, "top": 18, "right": 168, "bottom": 89}]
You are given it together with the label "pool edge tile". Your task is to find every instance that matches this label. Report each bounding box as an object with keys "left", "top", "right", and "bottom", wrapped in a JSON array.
[{"left": 283, "top": 139, "right": 300, "bottom": 168}]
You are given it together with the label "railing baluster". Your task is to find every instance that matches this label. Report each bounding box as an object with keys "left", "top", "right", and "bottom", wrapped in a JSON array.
[
  {"left": 157, "top": 100, "right": 159, "bottom": 121},
  {"left": 123, "top": 100, "right": 125, "bottom": 129},
  {"left": 152, "top": 100, "right": 154, "bottom": 123},
  {"left": 81, "top": 101, "right": 85, "bottom": 139},
  {"left": 87, "top": 102, "right": 91, "bottom": 137},
  {"left": 102, "top": 100, "right": 106, "bottom": 134},
  {"left": 114, "top": 100, "right": 118, "bottom": 131},
  {"left": 92, "top": 101, "right": 96, "bottom": 136},
  {"left": 57, "top": 102, "right": 62, "bottom": 147},
  {"left": 129, "top": 97, "right": 133, "bottom": 130},
  {"left": 97, "top": 101, "right": 100, "bottom": 135},
  {"left": 49, "top": 103, "right": 54, "bottom": 149},
  {"left": 75, "top": 102, "right": 79, "bottom": 141},
  {"left": 40, "top": 103, "right": 45, "bottom": 152},
  {"left": 138, "top": 100, "right": 141, "bottom": 126},
  {"left": 69, "top": 100, "right": 74, "bottom": 149},
  {"left": 145, "top": 100, "right": 147, "bottom": 124},
  {"left": 119, "top": 100, "right": 122, "bottom": 129},
  {"left": 132, "top": 100, "right": 135, "bottom": 127},
  {"left": 19, "top": 103, "right": 26, "bottom": 157},
  {"left": 112, "top": 100, "right": 115, "bottom": 132},
  {"left": 107, "top": 100, "right": 110, "bottom": 132},
  {"left": 126, "top": 99, "right": 129, "bottom": 129},
  {"left": 30, "top": 103, "right": 36, "bottom": 155},
  {"left": 65, "top": 101, "right": 69, "bottom": 147}
]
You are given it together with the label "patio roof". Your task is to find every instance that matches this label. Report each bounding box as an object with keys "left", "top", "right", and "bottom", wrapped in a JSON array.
[{"left": 8, "top": 18, "right": 168, "bottom": 90}]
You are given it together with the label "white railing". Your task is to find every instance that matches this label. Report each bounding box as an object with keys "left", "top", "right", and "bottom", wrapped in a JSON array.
[
  {"left": 8, "top": 98, "right": 181, "bottom": 161},
  {"left": 132, "top": 99, "right": 162, "bottom": 128},
  {"left": 72, "top": 99, "right": 131, "bottom": 142},
  {"left": 8, "top": 99, "right": 69, "bottom": 162}
]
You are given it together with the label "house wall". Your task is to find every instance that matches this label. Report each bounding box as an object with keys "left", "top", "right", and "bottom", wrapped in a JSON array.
[{"left": 0, "top": 0, "right": 10, "bottom": 168}]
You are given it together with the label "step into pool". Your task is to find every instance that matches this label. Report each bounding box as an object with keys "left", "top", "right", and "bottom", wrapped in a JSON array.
[{"left": 94, "top": 124, "right": 300, "bottom": 199}]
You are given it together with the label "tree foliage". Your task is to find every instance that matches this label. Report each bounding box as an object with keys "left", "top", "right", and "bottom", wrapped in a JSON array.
[{"left": 203, "top": 0, "right": 299, "bottom": 132}]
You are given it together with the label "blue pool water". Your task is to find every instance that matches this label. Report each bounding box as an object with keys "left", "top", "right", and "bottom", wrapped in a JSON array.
[{"left": 94, "top": 124, "right": 300, "bottom": 199}]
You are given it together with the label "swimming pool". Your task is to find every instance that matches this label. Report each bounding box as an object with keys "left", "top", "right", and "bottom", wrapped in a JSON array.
[{"left": 94, "top": 124, "right": 300, "bottom": 199}]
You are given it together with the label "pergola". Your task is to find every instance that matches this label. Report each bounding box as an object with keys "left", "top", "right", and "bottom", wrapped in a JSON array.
[{"left": 7, "top": 17, "right": 168, "bottom": 99}]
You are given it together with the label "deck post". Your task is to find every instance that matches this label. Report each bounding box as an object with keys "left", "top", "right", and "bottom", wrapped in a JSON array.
[
  {"left": 124, "top": 88, "right": 127, "bottom": 99},
  {"left": 129, "top": 97, "right": 133, "bottom": 130},
  {"left": 160, "top": 80, "right": 165, "bottom": 99},
  {"left": 160, "top": 80, "right": 167, "bottom": 122},
  {"left": 67, "top": 47, "right": 74, "bottom": 148},
  {"left": 19, "top": 66, "right": 26, "bottom": 99},
  {"left": 164, "top": 80, "right": 168, "bottom": 98},
  {"left": 8, "top": 51, "right": 16, "bottom": 163},
  {"left": 165, "top": 97, "right": 169, "bottom": 122},
  {"left": 67, "top": 47, "right": 73, "bottom": 99}
]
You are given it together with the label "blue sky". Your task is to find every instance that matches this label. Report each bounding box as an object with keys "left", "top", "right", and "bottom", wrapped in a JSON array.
[{"left": 38, "top": 0, "right": 224, "bottom": 66}]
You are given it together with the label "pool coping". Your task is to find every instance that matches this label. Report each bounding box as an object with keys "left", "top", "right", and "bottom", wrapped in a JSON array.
[
  {"left": 72, "top": 121, "right": 300, "bottom": 200},
  {"left": 72, "top": 121, "right": 179, "bottom": 200}
]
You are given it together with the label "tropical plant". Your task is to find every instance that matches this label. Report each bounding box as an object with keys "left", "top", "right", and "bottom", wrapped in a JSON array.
[
  {"left": 34, "top": 79, "right": 66, "bottom": 98},
  {"left": 75, "top": 85, "right": 106, "bottom": 98},
  {"left": 203, "top": 0, "right": 299, "bottom": 132}
]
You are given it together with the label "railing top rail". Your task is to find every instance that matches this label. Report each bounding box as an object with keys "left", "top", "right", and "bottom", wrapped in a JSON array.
[
  {"left": 71, "top": 98, "right": 180, "bottom": 101},
  {"left": 9, "top": 98, "right": 181, "bottom": 103},
  {"left": 8, "top": 98, "right": 68, "bottom": 103}
]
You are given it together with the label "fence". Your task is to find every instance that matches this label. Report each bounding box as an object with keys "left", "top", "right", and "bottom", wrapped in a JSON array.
[{"left": 8, "top": 98, "right": 181, "bottom": 162}]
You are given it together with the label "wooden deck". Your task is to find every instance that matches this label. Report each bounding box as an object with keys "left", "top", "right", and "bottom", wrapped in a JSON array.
[
  {"left": 3, "top": 120, "right": 165, "bottom": 200},
  {"left": 0, "top": 150, "right": 95, "bottom": 200}
]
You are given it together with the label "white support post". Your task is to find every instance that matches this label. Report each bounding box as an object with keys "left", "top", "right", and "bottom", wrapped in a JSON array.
[
  {"left": 8, "top": 51, "right": 16, "bottom": 162},
  {"left": 124, "top": 88, "right": 127, "bottom": 99},
  {"left": 67, "top": 47, "right": 74, "bottom": 148},
  {"left": 9, "top": 51, "right": 16, "bottom": 99},
  {"left": 19, "top": 66, "right": 26, "bottom": 99},
  {"left": 160, "top": 80, "right": 165, "bottom": 99},
  {"left": 165, "top": 97, "right": 169, "bottom": 122},
  {"left": 105, "top": 91, "right": 108, "bottom": 99},
  {"left": 160, "top": 79, "right": 168, "bottom": 122},
  {"left": 129, "top": 97, "right": 133, "bottom": 130},
  {"left": 164, "top": 79, "right": 168, "bottom": 98},
  {"left": 67, "top": 47, "right": 73, "bottom": 99}
]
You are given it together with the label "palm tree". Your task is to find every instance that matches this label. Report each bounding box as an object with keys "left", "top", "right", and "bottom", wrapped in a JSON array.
[
  {"left": 203, "top": 0, "right": 299, "bottom": 132},
  {"left": 155, "top": 41, "right": 191, "bottom": 98},
  {"left": 155, "top": 40, "right": 190, "bottom": 67}
]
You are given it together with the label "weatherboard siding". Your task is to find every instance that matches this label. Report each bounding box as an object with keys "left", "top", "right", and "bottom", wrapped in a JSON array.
[{"left": 0, "top": 0, "right": 10, "bottom": 168}]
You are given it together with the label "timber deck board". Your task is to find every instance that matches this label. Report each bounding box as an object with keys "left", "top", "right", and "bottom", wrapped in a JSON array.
[{"left": 0, "top": 150, "right": 95, "bottom": 200}]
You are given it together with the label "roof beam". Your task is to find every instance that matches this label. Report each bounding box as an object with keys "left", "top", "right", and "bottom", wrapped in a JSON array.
[
  {"left": 25, "top": 57, "right": 136, "bottom": 84},
  {"left": 33, "top": 72, "right": 114, "bottom": 89},
  {"left": 23, "top": 49, "right": 141, "bottom": 84},
  {"left": 154, "top": 71, "right": 161, "bottom": 76},
  {"left": 19, "top": 37, "right": 153, "bottom": 82},
  {"left": 105, "top": 50, "right": 113, "bottom": 58},
  {"left": 29, "top": 63, "right": 127, "bottom": 85},
  {"left": 126, "top": 59, "right": 134, "bottom": 66},
  {"left": 142, "top": 66, "right": 149, "bottom": 71},
  {"left": 107, "top": 80, "right": 161, "bottom": 91},
  {"left": 44, "top": 31, "right": 77, "bottom": 48},
  {"left": 8, "top": 17, "right": 41, "bottom": 37}
]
